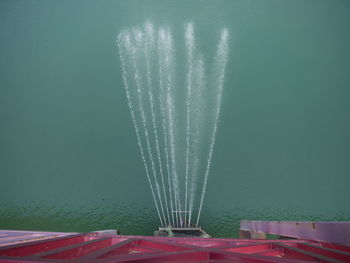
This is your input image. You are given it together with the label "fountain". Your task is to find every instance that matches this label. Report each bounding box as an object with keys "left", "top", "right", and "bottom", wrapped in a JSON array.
[{"left": 117, "top": 21, "right": 229, "bottom": 233}]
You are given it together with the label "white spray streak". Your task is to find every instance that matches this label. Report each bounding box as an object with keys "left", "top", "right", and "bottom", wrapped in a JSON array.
[
  {"left": 117, "top": 32, "right": 164, "bottom": 226},
  {"left": 130, "top": 28, "right": 167, "bottom": 226},
  {"left": 188, "top": 57, "right": 204, "bottom": 226},
  {"left": 184, "top": 23, "right": 194, "bottom": 227},
  {"left": 163, "top": 28, "right": 182, "bottom": 226},
  {"left": 158, "top": 27, "right": 178, "bottom": 226},
  {"left": 196, "top": 29, "right": 229, "bottom": 226},
  {"left": 144, "top": 22, "right": 171, "bottom": 226}
]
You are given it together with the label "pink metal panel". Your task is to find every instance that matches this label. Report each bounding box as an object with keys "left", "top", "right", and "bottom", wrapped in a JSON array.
[
  {"left": 0, "top": 230, "right": 76, "bottom": 247},
  {"left": 1, "top": 233, "right": 349, "bottom": 262}
]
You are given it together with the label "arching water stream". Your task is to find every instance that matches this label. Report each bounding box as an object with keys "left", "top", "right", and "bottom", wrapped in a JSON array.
[{"left": 117, "top": 21, "right": 229, "bottom": 227}]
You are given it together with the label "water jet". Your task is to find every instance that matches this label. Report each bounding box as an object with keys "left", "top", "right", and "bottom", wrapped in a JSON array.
[{"left": 117, "top": 20, "right": 229, "bottom": 234}]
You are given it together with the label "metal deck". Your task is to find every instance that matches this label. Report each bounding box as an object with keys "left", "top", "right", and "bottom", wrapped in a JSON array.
[
  {"left": 157, "top": 226, "right": 211, "bottom": 238},
  {"left": 240, "top": 221, "right": 350, "bottom": 246},
  {"left": 0, "top": 230, "right": 75, "bottom": 248},
  {"left": 1, "top": 232, "right": 350, "bottom": 262}
]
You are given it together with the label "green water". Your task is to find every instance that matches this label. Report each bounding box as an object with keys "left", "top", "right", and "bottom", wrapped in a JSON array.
[{"left": 1, "top": 0, "right": 349, "bottom": 237}]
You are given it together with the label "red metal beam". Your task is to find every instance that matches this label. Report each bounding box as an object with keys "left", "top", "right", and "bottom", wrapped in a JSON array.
[{"left": 1, "top": 233, "right": 350, "bottom": 262}]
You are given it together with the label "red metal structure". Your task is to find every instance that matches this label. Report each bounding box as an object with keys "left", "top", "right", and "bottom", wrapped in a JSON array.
[
  {"left": 1, "top": 232, "right": 350, "bottom": 262},
  {"left": 0, "top": 230, "right": 75, "bottom": 248}
]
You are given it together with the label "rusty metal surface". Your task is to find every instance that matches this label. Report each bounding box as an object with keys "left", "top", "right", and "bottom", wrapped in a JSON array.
[
  {"left": 1, "top": 232, "right": 350, "bottom": 262},
  {"left": 240, "top": 221, "right": 350, "bottom": 246}
]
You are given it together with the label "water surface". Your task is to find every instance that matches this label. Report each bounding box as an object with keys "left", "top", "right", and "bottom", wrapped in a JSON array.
[{"left": 1, "top": 0, "right": 349, "bottom": 237}]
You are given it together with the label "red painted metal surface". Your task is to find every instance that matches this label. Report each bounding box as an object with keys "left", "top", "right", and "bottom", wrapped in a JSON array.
[
  {"left": 0, "top": 230, "right": 76, "bottom": 247},
  {"left": 1, "top": 233, "right": 350, "bottom": 262}
]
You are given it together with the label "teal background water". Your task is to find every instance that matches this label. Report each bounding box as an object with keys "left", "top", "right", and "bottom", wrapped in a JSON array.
[{"left": 1, "top": 0, "right": 349, "bottom": 237}]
